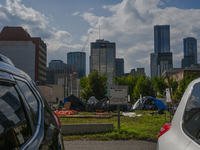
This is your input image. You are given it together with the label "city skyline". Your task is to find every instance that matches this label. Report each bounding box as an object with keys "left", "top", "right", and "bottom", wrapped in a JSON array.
[{"left": 0, "top": 0, "right": 200, "bottom": 77}]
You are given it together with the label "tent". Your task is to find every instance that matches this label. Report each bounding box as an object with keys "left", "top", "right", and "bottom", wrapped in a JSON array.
[
  {"left": 64, "top": 95, "right": 85, "bottom": 110},
  {"left": 87, "top": 97, "right": 109, "bottom": 112},
  {"left": 132, "top": 96, "right": 167, "bottom": 110},
  {"left": 88, "top": 96, "right": 98, "bottom": 105}
]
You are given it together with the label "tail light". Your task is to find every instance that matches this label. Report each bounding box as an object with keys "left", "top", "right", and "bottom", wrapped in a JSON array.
[
  {"left": 158, "top": 123, "right": 171, "bottom": 139},
  {"left": 52, "top": 111, "right": 61, "bottom": 131}
]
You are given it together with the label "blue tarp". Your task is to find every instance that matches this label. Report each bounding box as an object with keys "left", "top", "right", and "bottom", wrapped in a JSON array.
[
  {"left": 132, "top": 96, "right": 167, "bottom": 110},
  {"left": 150, "top": 96, "right": 167, "bottom": 110}
]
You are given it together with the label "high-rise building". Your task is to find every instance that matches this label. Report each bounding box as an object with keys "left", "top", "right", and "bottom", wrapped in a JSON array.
[
  {"left": 115, "top": 58, "right": 124, "bottom": 77},
  {"left": 150, "top": 25, "right": 173, "bottom": 78},
  {"left": 91, "top": 39, "right": 116, "bottom": 85},
  {"left": 67, "top": 52, "right": 86, "bottom": 78},
  {"left": 0, "top": 26, "right": 47, "bottom": 83},
  {"left": 154, "top": 25, "right": 170, "bottom": 53},
  {"left": 182, "top": 37, "right": 197, "bottom": 68}
]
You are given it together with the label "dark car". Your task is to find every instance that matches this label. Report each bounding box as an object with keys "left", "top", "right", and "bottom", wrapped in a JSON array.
[{"left": 0, "top": 55, "right": 64, "bottom": 150}]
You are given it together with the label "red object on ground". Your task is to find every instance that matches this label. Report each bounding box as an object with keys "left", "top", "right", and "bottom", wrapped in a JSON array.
[
  {"left": 96, "top": 110, "right": 104, "bottom": 112},
  {"left": 54, "top": 110, "right": 75, "bottom": 115}
]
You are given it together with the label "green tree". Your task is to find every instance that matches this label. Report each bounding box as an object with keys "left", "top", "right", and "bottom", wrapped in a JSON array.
[
  {"left": 133, "top": 74, "right": 155, "bottom": 100},
  {"left": 80, "top": 70, "right": 108, "bottom": 101},
  {"left": 80, "top": 76, "right": 88, "bottom": 89},
  {"left": 152, "top": 76, "right": 168, "bottom": 97},
  {"left": 126, "top": 74, "right": 140, "bottom": 102},
  {"left": 169, "top": 77, "right": 178, "bottom": 95},
  {"left": 174, "top": 72, "right": 198, "bottom": 100},
  {"left": 114, "top": 76, "right": 126, "bottom": 85}
]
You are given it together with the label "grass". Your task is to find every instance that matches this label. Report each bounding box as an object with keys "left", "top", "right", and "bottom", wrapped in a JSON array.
[{"left": 60, "top": 110, "right": 171, "bottom": 141}]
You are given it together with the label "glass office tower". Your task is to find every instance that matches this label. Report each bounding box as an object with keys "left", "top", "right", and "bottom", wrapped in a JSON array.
[
  {"left": 154, "top": 25, "right": 170, "bottom": 53},
  {"left": 151, "top": 25, "right": 173, "bottom": 78},
  {"left": 91, "top": 39, "right": 116, "bottom": 85},
  {"left": 115, "top": 58, "right": 124, "bottom": 77},
  {"left": 67, "top": 52, "right": 86, "bottom": 78},
  {"left": 182, "top": 37, "right": 197, "bottom": 68}
]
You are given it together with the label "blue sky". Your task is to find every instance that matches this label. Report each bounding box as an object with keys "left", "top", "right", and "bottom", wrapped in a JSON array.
[{"left": 0, "top": 0, "right": 200, "bottom": 76}]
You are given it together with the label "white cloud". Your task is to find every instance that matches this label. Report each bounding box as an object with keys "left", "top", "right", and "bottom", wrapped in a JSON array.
[
  {"left": 71, "top": 11, "right": 79, "bottom": 16},
  {"left": 0, "top": 0, "right": 73, "bottom": 61},
  {"left": 89, "top": 8, "right": 94, "bottom": 11},
  {"left": 81, "top": 0, "right": 200, "bottom": 76}
]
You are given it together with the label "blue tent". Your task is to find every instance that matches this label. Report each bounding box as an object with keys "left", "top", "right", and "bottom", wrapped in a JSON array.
[
  {"left": 132, "top": 96, "right": 167, "bottom": 110},
  {"left": 150, "top": 96, "right": 167, "bottom": 110}
]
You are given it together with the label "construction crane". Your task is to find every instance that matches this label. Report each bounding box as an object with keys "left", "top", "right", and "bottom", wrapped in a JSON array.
[{"left": 71, "top": 31, "right": 92, "bottom": 96}]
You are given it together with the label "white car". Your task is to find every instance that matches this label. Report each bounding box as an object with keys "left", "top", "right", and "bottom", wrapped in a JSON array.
[{"left": 157, "top": 77, "right": 200, "bottom": 150}]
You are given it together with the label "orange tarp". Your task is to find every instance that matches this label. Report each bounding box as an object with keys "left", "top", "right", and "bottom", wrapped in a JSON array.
[{"left": 54, "top": 110, "right": 77, "bottom": 115}]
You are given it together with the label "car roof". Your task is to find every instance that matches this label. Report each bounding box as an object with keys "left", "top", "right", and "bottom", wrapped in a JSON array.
[
  {"left": 0, "top": 54, "right": 15, "bottom": 66},
  {"left": 0, "top": 60, "right": 32, "bottom": 81}
]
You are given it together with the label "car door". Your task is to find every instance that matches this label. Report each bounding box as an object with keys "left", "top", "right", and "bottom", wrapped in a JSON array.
[
  {"left": 182, "top": 81, "right": 200, "bottom": 149},
  {"left": 0, "top": 72, "right": 33, "bottom": 150}
]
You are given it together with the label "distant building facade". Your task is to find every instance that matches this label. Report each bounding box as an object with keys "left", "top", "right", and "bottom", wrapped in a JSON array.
[
  {"left": 115, "top": 58, "right": 124, "bottom": 77},
  {"left": 151, "top": 25, "right": 173, "bottom": 78},
  {"left": 47, "top": 60, "right": 74, "bottom": 85},
  {"left": 161, "top": 68, "right": 184, "bottom": 78},
  {"left": 0, "top": 26, "right": 47, "bottom": 83},
  {"left": 47, "top": 60, "right": 78, "bottom": 97},
  {"left": 90, "top": 39, "right": 116, "bottom": 85},
  {"left": 137, "top": 68, "right": 145, "bottom": 75},
  {"left": 169, "top": 64, "right": 200, "bottom": 82},
  {"left": 182, "top": 37, "right": 197, "bottom": 68},
  {"left": 123, "top": 68, "right": 144, "bottom": 77},
  {"left": 67, "top": 52, "right": 86, "bottom": 78}
]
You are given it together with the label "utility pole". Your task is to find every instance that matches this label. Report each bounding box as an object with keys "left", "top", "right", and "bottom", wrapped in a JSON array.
[{"left": 64, "top": 64, "right": 66, "bottom": 98}]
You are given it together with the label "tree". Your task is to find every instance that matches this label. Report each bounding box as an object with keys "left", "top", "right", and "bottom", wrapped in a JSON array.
[
  {"left": 125, "top": 74, "right": 140, "bottom": 102},
  {"left": 152, "top": 76, "right": 168, "bottom": 97},
  {"left": 80, "top": 76, "right": 88, "bottom": 89},
  {"left": 80, "top": 70, "right": 108, "bottom": 101},
  {"left": 133, "top": 74, "right": 155, "bottom": 100},
  {"left": 174, "top": 72, "right": 198, "bottom": 100},
  {"left": 169, "top": 77, "right": 178, "bottom": 95},
  {"left": 114, "top": 76, "right": 126, "bottom": 85}
]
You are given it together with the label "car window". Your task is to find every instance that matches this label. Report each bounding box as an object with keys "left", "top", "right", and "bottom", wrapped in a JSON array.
[
  {"left": 183, "top": 82, "right": 200, "bottom": 140},
  {"left": 16, "top": 80, "right": 38, "bottom": 125},
  {"left": 0, "top": 81, "right": 31, "bottom": 149}
]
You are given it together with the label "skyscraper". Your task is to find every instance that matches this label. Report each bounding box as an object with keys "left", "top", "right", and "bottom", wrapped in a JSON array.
[
  {"left": 91, "top": 39, "right": 116, "bottom": 85},
  {"left": 154, "top": 25, "right": 170, "bottom": 53},
  {"left": 182, "top": 37, "right": 197, "bottom": 68},
  {"left": 151, "top": 25, "right": 173, "bottom": 78},
  {"left": 67, "top": 52, "right": 86, "bottom": 78},
  {"left": 115, "top": 58, "right": 124, "bottom": 77}
]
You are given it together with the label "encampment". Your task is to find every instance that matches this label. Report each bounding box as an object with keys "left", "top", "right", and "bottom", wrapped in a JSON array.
[
  {"left": 87, "top": 97, "right": 109, "bottom": 112},
  {"left": 64, "top": 95, "right": 85, "bottom": 111},
  {"left": 132, "top": 96, "right": 167, "bottom": 110}
]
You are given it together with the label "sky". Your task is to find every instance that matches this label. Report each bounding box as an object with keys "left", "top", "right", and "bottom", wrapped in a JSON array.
[{"left": 0, "top": 0, "right": 200, "bottom": 77}]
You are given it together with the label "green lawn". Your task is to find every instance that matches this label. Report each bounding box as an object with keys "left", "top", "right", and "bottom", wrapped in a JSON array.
[{"left": 60, "top": 110, "right": 171, "bottom": 141}]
